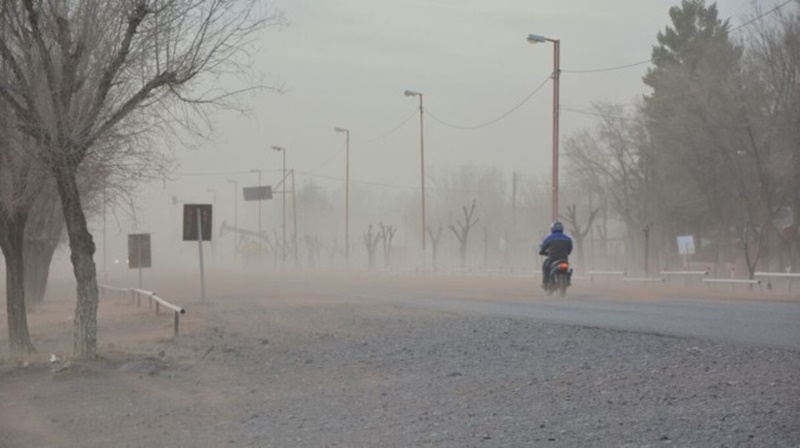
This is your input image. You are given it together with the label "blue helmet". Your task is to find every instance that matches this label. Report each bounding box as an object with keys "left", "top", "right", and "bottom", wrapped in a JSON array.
[{"left": 551, "top": 221, "right": 564, "bottom": 233}]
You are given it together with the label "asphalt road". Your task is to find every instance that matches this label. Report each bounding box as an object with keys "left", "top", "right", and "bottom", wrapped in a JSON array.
[{"left": 346, "top": 285, "right": 800, "bottom": 351}]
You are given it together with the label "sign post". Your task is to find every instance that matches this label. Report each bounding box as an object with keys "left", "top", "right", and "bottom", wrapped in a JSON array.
[
  {"left": 242, "top": 186, "right": 272, "bottom": 261},
  {"left": 676, "top": 235, "right": 695, "bottom": 270},
  {"left": 183, "top": 204, "right": 212, "bottom": 302},
  {"left": 128, "top": 233, "right": 151, "bottom": 288}
]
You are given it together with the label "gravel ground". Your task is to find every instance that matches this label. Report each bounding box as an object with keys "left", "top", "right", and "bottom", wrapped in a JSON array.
[{"left": 0, "top": 274, "right": 798, "bottom": 447}]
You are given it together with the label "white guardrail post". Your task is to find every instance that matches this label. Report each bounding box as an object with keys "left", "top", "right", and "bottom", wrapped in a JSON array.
[{"left": 100, "top": 285, "right": 186, "bottom": 336}]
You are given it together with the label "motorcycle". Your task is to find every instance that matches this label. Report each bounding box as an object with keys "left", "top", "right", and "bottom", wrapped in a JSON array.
[{"left": 545, "top": 259, "right": 572, "bottom": 296}]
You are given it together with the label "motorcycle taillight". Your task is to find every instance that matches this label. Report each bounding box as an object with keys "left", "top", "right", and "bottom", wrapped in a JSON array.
[{"left": 558, "top": 262, "right": 569, "bottom": 270}]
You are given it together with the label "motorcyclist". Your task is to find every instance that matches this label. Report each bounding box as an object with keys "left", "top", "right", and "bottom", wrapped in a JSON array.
[{"left": 538, "top": 221, "right": 573, "bottom": 289}]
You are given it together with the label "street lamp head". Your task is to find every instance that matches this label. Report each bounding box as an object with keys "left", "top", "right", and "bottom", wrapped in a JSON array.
[
  {"left": 404, "top": 89, "right": 421, "bottom": 97},
  {"left": 334, "top": 127, "right": 348, "bottom": 133},
  {"left": 249, "top": 169, "right": 260, "bottom": 173},
  {"left": 271, "top": 145, "right": 284, "bottom": 152},
  {"left": 527, "top": 33, "right": 549, "bottom": 44}
]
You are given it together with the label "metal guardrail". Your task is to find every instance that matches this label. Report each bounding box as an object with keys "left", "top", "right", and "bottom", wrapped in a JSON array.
[
  {"left": 703, "top": 278, "right": 761, "bottom": 285},
  {"left": 586, "top": 271, "right": 626, "bottom": 281},
  {"left": 754, "top": 272, "right": 800, "bottom": 295},
  {"left": 703, "top": 278, "right": 761, "bottom": 293},
  {"left": 622, "top": 277, "right": 665, "bottom": 283},
  {"left": 659, "top": 271, "right": 709, "bottom": 276},
  {"left": 659, "top": 270, "right": 709, "bottom": 287},
  {"left": 99, "top": 285, "right": 186, "bottom": 336}
]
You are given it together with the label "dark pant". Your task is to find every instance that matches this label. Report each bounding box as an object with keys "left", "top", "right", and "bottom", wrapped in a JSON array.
[{"left": 542, "top": 259, "right": 553, "bottom": 286}]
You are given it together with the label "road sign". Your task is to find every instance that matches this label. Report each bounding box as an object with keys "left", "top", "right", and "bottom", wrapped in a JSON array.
[
  {"left": 128, "top": 233, "right": 151, "bottom": 268},
  {"left": 243, "top": 186, "right": 272, "bottom": 201},
  {"left": 677, "top": 235, "right": 695, "bottom": 256},
  {"left": 183, "top": 204, "right": 212, "bottom": 241}
]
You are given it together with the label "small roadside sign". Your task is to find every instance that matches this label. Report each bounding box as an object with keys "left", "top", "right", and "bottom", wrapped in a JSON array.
[
  {"left": 183, "top": 204, "right": 212, "bottom": 241},
  {"left": 243, "top": 185, "right": 272, "bottom": 201},
  {"left": 128, "top": 233, "right": 152, "bottom": 268},
  {"left": 677, "top": 235, "right": 695, "bottom": 256}
]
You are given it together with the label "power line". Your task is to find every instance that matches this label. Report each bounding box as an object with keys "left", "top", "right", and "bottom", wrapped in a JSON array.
[
  {"left": 306, "top": 146, "right": 344, "bottom": 173},
  {"left": 175, "top": 170, "right": 279, "bottom": 177},
  {"left": 353, "top": 109, "right": 418, "bottom": 144},
  {"left": 296, "top": 170, "right": 418, "bottom": 191},
  {"left": 562, "top": 0, "right": 794, "bottom": 74},
  {"left": 424, "top": 75, "right": 551, "bottom": 130},
  {"left": 562, "top": 59, "right": 651, "bottom": 74},
  {"left": 730, "top": 0, "right": 793, "bottom": 32}
]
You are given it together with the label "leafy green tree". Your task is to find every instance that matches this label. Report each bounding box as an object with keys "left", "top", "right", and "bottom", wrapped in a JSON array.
[{"left": 643, "top": 0, "right": 744, "bottom": 273}]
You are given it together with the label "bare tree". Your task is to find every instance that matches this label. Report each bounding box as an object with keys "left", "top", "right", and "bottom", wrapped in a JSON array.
[
  {"left": 22, "top": 181, "right": 63, "bottom": 308},
  {"left": 741, "top": 221, "right": 768, "bottom": 279},
  {"left": 0, "top": 0, "right": 282, "bottom": 359},
  {"left": 363, "top": 224, "right": 381, "bottom": 271},
  {"left": 449, "top": 199, "right": 478, "bottom": 268},
  {"left": 561, "top": 204, "right": 599, "bottom": 271},
  {"left": 304, "top": 235, "right": 323, "bottom": 269},
  {"left": 0, "top": 105, "right": 43, "bottom": 357},
  {"left": 426, "top": 224, "right": 443, "bottom": 269},
  {"left": 564, "top": 105, "right": 650, "bottom": 269},
  {"left": 325, "top": 239, "right": 341, "bottom": 270},
  {"left": 378, "top": 223, "right": 396, "bottom": 269},
  {"left": 743, "top": 4, "right": 800, "bottom": 271}
]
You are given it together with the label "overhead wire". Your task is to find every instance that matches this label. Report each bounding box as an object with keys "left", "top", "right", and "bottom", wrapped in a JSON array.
[
  {"left": 353, "top": 108, "right": 419, "bottom": 144},
  {"left": 171, "top": 2, "right": 795, "bottom": 188},
  {"left": 561, "top": 0, "right": 794, "bottom": 74},
  {"left": 424, "top": 75, "right": 551, "bottom": 130}
]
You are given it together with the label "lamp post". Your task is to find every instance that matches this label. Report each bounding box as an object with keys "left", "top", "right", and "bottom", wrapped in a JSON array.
[
  {"left": 334, "top": 127, "right": 350, "bottom": 263},
  {"left": 249, "top": 169, "right": 262, "bottom": 261},
  {"left": 103, "top": 176, "right": 107, "bottom": 281},
  {"left": 227, "top": 180, "right": 238, "bottom": 260},
  {"left": 272, "top": 145, "right": 286, "bottom": 262},
  {"left": 207, "top": 188, "right": 217, "bottom": 262},
  {"left": 404, "top": 89, "right": 426, "bottom": 257},
  {"left": 527, "top": 33, "right": 561, "bottom": 222}
]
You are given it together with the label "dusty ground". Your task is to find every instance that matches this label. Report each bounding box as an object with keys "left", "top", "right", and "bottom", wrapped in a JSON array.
[{"left": 0, "top": 271, "right": 798, "bottom": 447}]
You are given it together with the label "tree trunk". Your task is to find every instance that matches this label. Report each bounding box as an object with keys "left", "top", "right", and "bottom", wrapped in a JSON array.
[
  {"left": 792, "top": 137, "right": 800, "bottom": 272},
  {"left": 1, "top": 213, "right": 36, "bottom": 357},
  {"left": 575, "top": 234, "right": 586, "bottom": 271},
  {"left": 24, "top": 237, "right": 60, "bottom": 308},
  {"left": 24, "top": 193, "right": 64, "bottom": 307},
  {"left": 54, "top": 168, "right": 99, "bottom": 360}
]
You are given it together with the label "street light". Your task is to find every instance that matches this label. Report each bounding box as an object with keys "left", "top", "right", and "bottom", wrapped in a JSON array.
[
  {"left": 227, "top": 180, "right": 238, "bottom": 261},
  {"left": 272, "top": 145, "right": 286, "bottom": 262},
  {"left": 206, "top": 188, "right": 217, "bottom": 263},
  {"left": 404, "top": 89, "right": 426, "bottom": 256},
  {"left": 334, "top": 127, "right": 350, "bottom": 263},
  {"left": 527, "top": 33, "right": 561, "bottom": 222},
  {"left": 249, "top": 169, "right": 262, "bottom": 261}
]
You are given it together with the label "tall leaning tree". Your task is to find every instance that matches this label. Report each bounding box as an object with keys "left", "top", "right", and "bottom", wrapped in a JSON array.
[
  {"left": 643, "top": 0, "right": 742, "bottom": 273},
  {"left": 0, "top": 0, "right": 282, "bottom": 359}
]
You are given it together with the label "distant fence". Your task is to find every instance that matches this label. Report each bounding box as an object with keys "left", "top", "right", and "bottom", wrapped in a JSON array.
[{"left": 99, "top": 285, "right": 186, "bottom": 336}]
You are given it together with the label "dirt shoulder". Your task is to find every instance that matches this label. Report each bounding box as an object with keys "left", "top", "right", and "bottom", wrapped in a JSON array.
[{"left": 1, "top": 272, "right": 798, "bottom": 447}]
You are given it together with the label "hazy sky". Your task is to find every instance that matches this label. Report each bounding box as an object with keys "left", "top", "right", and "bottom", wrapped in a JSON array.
[
  {"left": 176, "top": 0, "right": 760, "bottom": 186},
  {"left": 82, "top": 0, "right": 775, "bottom": 275}
]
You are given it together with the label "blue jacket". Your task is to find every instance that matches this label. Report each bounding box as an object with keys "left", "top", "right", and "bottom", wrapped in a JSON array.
[{"left": 539, "top": 230, "right": 573, "bottom": 260}]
